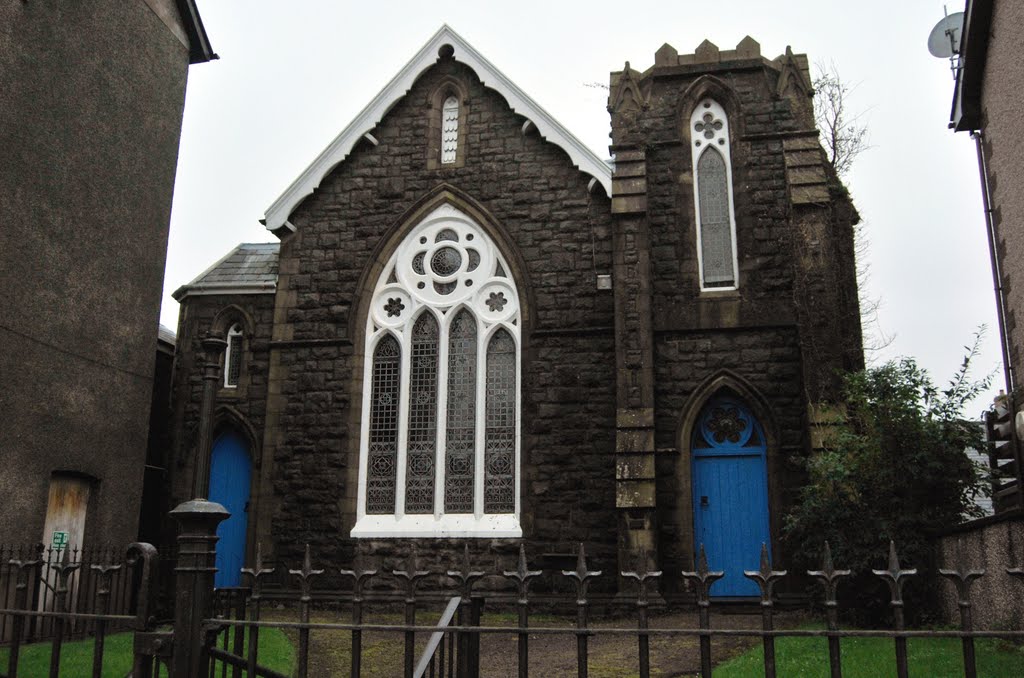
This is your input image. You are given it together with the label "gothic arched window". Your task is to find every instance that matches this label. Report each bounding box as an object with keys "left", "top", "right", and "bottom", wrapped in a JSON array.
[
  {"left": 224, "top": 323, "right": 243, "bottom": 388},
  {"left": 441, "top": 96, "right": 459, "bottom": 164},
  {"left": 353, "top": 203, "right": 521, "bottom": 537},
  {"left": 690, "top": 99, "right": 738, "bottom": 289}
]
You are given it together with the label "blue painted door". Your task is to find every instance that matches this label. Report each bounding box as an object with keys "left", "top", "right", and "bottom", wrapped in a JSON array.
[
  {"left": 692, "top": 397, "right": 770, "bottom": 597},
  {"left": 209, "top": 431, "right": 251, "bottom": 588}
]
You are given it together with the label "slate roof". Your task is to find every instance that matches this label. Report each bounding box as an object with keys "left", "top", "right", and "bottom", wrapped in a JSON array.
[
  {"left": 158, "top": 324, "right": 176, "bottom": 346},
  {"left": 172, "top": 243, "right": 279, "bottom": 300}
]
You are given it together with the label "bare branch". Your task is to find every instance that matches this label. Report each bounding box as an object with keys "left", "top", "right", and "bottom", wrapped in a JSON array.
[{"left": 813, "top": 62, "right": 869, "bottom": 178}]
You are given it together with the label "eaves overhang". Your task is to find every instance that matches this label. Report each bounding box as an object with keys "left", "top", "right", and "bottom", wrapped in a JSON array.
[{"left": 261, "top": 24, "right": 612, "bottom": 235}]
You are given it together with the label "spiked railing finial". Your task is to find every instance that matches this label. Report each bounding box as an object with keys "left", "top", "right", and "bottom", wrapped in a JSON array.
[
  {"left": 503, "top": 544, "right": 542, "bottom": 603},
  {"left": 447, "top": 543, "right": 485, "bottom": 597},
  {"left": 242, "top": 542, "right": 276, "bottom": 597},
  {"left": 743, "top": 543, "right": 787, "bottom": 605},
  {"left": 938, "top": 538, "right": 984, "bottom": 608},
  {"left": 681, "top": 544, "right": 725, "bottom": 606},
  {"left": 807, "top": 541, "right": 851, "bottom": 607},
  {"left": 288, "top": 544, "right": 325, "bottom": 602},
  {"left": 872, "top": 541, "right": 916, "bottom": 606},
  {"left": 621, "top": 550, "right": 663, "bottom": 607},
  {"left": 562, "top": 543, "right": 602, "bottom": 605}
]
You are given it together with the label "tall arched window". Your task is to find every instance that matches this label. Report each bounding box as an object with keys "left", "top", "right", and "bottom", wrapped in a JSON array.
[
  {"left": 224, "top": 323, "right": 243, "bottom": 388},
  {"left": 690, "top": 99, "right": 738, "bottom": 289},
  {"left": 353, "top": 203, "right": 521, "bottom": 537},
  {"left": 441, "top": 95, "right": 459, "bottom": 164}
]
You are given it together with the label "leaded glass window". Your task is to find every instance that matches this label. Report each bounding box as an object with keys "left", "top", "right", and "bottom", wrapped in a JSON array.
[
  {"left": 445, "top": 310, "right": 477, "bottom": 513},
  {"left": 484, "top": 329, "right": 516, "bottom": 513},
  {"left": 224, "top": 324, "right": 243, "bottom": 388},
  {"left": 441, "top": 96, "right": 459, "bottom": 164},
  {"left": 690, "top": 99, "right": 738, "bottom": 289},
  {"left": 366, "top": 335, "right": 400, "bottom": 514},
  {"left": 355, "top": 203, "right": 520, "bottom": 537},
  {"left": 405, "top": 314, "right": 438, "bottom": 514}
]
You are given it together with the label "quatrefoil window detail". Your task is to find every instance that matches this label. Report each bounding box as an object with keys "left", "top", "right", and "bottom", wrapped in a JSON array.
[
  {"left": 694, "top": 112, "right": 723, "bottom": 140},
  {"left": 384, "top": 298, "right": 405, "bottom": 317},
  {"left": 486, "top": 292, "right": 507, "bottom": 312},
  {"left": 707, "top": 406, "right": 747, "bottom": 443}
]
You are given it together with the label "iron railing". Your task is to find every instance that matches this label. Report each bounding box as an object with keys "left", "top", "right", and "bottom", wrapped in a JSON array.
[
  {"left": 2, "top": 538, "right": 1024, "bottom": 677},
  {"left": 198, "top": 540, "right": 1024, "bottom": 678}
]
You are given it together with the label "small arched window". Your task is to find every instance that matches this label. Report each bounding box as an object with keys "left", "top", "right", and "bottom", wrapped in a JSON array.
[
  {"left": 224, "top": 324, "right": 243, "bottom": 388},
  {"left": 441, "top": 95, "right": 459, "bottom": 164},
  {"left": 354, "top": 203, "right": 521, "bottom": 537},
  {"left": 690, "top": 99, "right": 738, "bottom": 289}
]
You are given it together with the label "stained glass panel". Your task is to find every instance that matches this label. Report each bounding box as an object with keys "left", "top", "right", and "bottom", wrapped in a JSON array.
[
  {"left": 697, "top": 148, "right": 734, "bottom": 286},
  {"left": 484, "top": 330, "right": 516, "bottom": 513},
  {"left": 445, "top": 310, "right": 477, "bottom": 513},
  {"left": 405, "top": 314, "right": 438, "bottom": 514},
  {"left": 225, "top": 328, "right": 242, "bottom": 387},
  {"left": 367, "top": 336, "right": 400, "bottom": 514}
]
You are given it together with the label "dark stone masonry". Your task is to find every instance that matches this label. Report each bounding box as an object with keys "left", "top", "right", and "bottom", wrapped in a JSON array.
[{"left": 168, "top": 30, "right": 861, "bottom": 597}]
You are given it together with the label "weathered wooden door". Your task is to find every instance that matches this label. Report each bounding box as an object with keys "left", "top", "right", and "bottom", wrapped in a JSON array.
[
  {"left": 209, "top": 431, "right": 251, "bottom": 588},
  {"left": 691, "top": 397, "right": 770, "bottom": 597}
]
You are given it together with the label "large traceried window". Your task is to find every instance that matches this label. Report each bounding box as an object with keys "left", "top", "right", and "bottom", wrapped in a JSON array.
[
  {"left": 353, "top": 203, "right": 521, "bottom": 537},
  {"left": 690, "top": 99, "right": 739, "bottom": 290}
]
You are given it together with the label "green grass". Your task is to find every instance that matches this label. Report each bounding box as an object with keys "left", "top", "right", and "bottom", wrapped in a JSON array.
[
  {"left": 714, "top": 635, "right": 1024, "bottom": 677},
  {"left": 0, "top": 627, "right": 295, "bottom": 677}
]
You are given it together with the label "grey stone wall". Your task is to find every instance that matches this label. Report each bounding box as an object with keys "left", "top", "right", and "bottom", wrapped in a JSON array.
[
  {"left": 263, "top": 58, "right": 619, "bottom": 570},
  {"left": 0, "top": 0, "right": 192, "bottom": 547},
  {"left": 935, "top": 515, "right": 1024, "bottom": 630}
]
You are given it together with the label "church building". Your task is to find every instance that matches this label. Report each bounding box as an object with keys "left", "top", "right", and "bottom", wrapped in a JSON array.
[{"left": 169, "top": 26, "right": 862, "bottom": 596}]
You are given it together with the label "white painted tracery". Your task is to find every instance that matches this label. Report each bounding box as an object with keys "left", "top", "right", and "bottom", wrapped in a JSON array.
[{"left": 353, "top": 203, "right": 521, "bottom": 538}]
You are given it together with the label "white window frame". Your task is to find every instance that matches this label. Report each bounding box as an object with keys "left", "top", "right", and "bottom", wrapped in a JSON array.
[
  {"left": 690, "top": 99, "right": 740, "bottom": 291},
  {"left": 224, "top": 324, "right": 243, "bottom": 388},
  {"left": 441, "top": 95, "right": 459, "bottom": 164},
  {"left": 352, "top": 203, "right": 522, "bottom": 538}
]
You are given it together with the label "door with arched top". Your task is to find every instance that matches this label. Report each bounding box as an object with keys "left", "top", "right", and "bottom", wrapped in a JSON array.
[
  {"left": 209, "top": 430, "right": 251, "bottom": 588},
  {"left": 691, "top": 396, "right": 771, "bottom": 597}
]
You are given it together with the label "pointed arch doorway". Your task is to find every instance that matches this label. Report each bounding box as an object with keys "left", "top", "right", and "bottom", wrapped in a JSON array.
[
  {"left": 691, "top": 396, "right": 771, "bottom": 597},
  {"left": 209, "top": 429, "right": 252, "bottom": 588}
]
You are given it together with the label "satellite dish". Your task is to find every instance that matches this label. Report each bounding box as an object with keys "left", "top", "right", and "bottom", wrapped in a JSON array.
[{"left": 928, "top": 12, "right": 964, "bottom": 58}]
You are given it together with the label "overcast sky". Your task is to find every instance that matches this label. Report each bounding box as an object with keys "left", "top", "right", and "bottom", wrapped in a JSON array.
[{"left": 163, "top": 0, "right": 1001, "bottom": 412}]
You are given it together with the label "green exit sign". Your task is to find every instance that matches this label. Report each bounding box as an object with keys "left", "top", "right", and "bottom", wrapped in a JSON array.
[{"left": 51, "top": 530, "right": 69, "bottom": 550}]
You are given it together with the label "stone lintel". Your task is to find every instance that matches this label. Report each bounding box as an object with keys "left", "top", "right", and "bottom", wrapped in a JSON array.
[
  {"left": 617, "top": 408, "right": 654, "bottom": 428},
  {"left": 613, "top": 161, "right": 647, "bottom": 178},
  {"left": 616, "top": 479, "right": 656, "bottom": 508},
  {"left": 791, "top": 185, "right": 830, "bottom": 204},
  {"left": 612, "top": 176, "right": 647, "bottom": 195},
  {"left": 614, "top": 149, "right": 646, "bottom": 163}
]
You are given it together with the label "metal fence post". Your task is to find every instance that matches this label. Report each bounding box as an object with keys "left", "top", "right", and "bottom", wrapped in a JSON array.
[
  {"left": 808, "top": 542, "right": 850, "bottom": 678},
  {"left": 5, "top": 554, "right": 41, "bottom": 678},
  {"left": 394, "top": 548, "right": 430, "bottom": 678},
  {"left": 939, "top": 539, "right": 984, "bottom": 678},
  {"left": 562, "top": 544, "right": 601, "bottom": 678},
  {"left": 744, "top": 544, "right": 786, "bottom": 678},
  {"left": 447, "top": 545, "right": 483, "bottom": 678},
  {"left": 872, "top": 541, "right": 915, "bottom": 678},
  {"left": 681, "top": 545, "right": 724, "bottom": 678},
  {"left": 289, "top": 544, "right": 324, "bottom": 678},
  {"left": 503, "top": 544, "right": 541, "bottom": 678},
  {"left": 622, "top": 552, "right": 662, "bottom": 678},
  {"left": 340, "top": 563, "right": 377, "bottom": 678}
]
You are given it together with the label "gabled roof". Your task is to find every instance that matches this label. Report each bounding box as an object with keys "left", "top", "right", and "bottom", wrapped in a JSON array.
[
  {"left": 176, "top": 0, "right": 216, "bottom": 65},
  {"left": 173, "top": 243, "right": 279, "bottom": 300},
  {"left": 261, "top": 25, "right": 612, "bottom": 235}
]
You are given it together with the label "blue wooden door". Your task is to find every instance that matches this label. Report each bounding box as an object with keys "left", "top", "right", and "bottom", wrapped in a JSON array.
[
  {"left": 691, "top": 397, "right": 770, "bottom": 597},
  {"left": 209, "top": 430, "right": 251, "bottom": 588}
]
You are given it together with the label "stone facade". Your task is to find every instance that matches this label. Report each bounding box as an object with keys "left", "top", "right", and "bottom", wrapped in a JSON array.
[{"left": 170, "top": 30, "right": 861, "bottom": 593}]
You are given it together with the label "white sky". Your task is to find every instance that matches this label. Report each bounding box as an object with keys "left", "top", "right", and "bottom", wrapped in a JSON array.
[{"left": 163, "top": 0, "right": 1001, "bottom": 413}]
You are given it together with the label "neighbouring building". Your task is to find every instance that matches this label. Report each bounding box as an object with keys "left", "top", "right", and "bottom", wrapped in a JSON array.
[
  {"left": 169, "top": 26, "right": 862, "bottom": 596},
  {"left": 940, "top": 0, "right": 1024, "bottom": 629},
  {"left": 0, "top": 1, "right": 214, "bottom": 550}
]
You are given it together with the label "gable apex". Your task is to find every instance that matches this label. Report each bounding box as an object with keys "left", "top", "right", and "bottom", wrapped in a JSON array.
[{"left": 262, "top": 25, "right": 612, "bottom": 235}]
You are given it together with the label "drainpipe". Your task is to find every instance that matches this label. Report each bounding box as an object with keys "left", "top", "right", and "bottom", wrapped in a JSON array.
[{"left": 974, "top": 130, "right": 1024, "bottom": 510}]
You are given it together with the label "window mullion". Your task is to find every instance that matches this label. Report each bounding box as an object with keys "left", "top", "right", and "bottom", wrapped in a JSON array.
[
  {"left": 473, "top": 322, "right": 487, "bottom": 520},
  {"left": 394, "top": 330, "right": 411, "bottom": 518},
  {"left": 434, "top": 316, "right": 450, "bottom": 520}
]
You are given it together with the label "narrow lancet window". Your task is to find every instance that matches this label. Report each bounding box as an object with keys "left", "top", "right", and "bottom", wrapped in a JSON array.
[
  {"left": 406, "top": 314, "right": 439, "bottom": 513},
  {"left": 690, "top": 99, "right": 738, "bottom": 289},
  {"left": 484, "top": 329, "right": 516, "bottom": 513},
  {"left": 224, "top": 324, "right": 243, "bottom": 387},
  {"left": 445, "top": 310, "right": 477, "bottom": 513},
  {"left": 366, "top": 336, "right": 400, "bottom": 514},
  {"left": 441, "top": 96, "right": 459, "bottom": 164}
]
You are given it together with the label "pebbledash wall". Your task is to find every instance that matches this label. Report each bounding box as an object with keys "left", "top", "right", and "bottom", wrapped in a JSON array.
[{"left": 169, "top": 29, "right": 861, "bottom": 594}]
